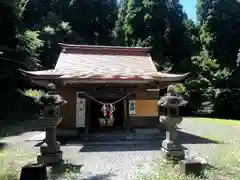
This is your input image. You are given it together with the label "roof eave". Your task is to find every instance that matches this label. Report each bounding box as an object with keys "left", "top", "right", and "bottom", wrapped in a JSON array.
[
  {"left": 19, "top": 69, "right": 62, "bottom": 80},
  {"left": 153, "top": 72, "right": 190, "bottom": 82},
  {"left": 58, "top": 43, "right": 152, "bottom": 52}
]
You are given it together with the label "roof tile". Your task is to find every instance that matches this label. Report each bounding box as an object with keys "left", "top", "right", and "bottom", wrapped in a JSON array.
[{"left": 22, "top": 44, "right": 189, "bottom": 83}]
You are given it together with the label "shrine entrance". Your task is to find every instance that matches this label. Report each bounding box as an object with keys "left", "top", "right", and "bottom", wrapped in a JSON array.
[{"left": 89, "top": 98, "right": 124, "bottom": 133}]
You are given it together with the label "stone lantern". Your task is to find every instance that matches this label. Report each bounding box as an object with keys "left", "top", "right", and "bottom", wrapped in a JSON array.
[
  {"left": 158, "top": 85, "right": 188, "bottom": 161},
  {"left": 37, "top": 83, "right": 67, "bottom": 164}
]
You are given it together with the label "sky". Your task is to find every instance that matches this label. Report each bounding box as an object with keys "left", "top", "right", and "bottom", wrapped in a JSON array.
[{"left": 180, "top": 0, "right": 197, "bottom": 22}]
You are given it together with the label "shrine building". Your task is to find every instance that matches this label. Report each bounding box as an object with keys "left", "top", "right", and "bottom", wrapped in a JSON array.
[{"left": 21, "top": 43, "right": 188, "bottom": 133}]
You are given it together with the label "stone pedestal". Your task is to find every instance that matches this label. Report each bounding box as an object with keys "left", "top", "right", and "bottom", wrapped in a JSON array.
[
  {"left": 37, "top": 151, "right": 63, "bottom": 165},
  {"left": 161, "top": 119, "right": 185, "bottom": 160},
  {"left": 37, "top": 117, "right": 63, "bottom": 164},
  {"left": 161, "top": 140, "right": 185, "bottom": 160}
]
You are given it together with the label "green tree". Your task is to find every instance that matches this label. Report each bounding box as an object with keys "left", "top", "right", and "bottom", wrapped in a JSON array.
[
  {"left": 120, "top": 0, "right": 194, "bottom": 72},
  {"left": 0, "top": 0, "right": 46, "bottom": 119},
  {"left": 113, "top": 0, "right": 128, "bottom": 45},
  {"left": 66, "top": 0, "right": 118, "bottom": 45},
  {"left": 198, "top": 0, "right": 240, "bottom": 69},
  {"left": 163, "top": 0, "right": 193, "bottom": 72}
]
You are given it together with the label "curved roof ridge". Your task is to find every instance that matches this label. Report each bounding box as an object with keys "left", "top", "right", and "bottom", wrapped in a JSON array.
[{"left": 59, "top": 43, "right": 151, "bottom": 51}]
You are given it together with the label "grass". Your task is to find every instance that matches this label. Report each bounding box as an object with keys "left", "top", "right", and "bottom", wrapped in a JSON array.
[
  {"left": 136, "top": 144, "right": 240, "bottom": 180},
  {"left": 0, "top": 119, "right": 39, "bottom": 180},
  {"left": 186, "top": 117, "right": 240, "bottom": 126},
  {"left": 137, "top": 117, "right": 240, "bottom": 180},
  {"left": 0, "top": 171, "right": 18, "bottom": 180},
  {"left": 0, "top": 148, "right": 37, "bottom": 180},
  {"left": 0, "top": 149, "right": 81, "bottom": 180},
  {"left": 136, "top": 146, "right": 240, "bottom": 180}
]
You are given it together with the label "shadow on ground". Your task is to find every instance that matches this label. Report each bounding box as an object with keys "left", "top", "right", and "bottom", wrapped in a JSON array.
[
  {"left": 0, "top": 119, "right": 43, "bottom": 139},
  {"left": 178, "top": 131, "right": 222, "bottom": 144},
  {"left": 35, "top": 130, "right": 221, "bottom": 152},
  {"left": 81, "top": 173, "right": 116, "bottom": 180},
  {"left": 34, "top": 135, "right": 79, "bottom": 147},
  {"left": 77, "top": 132, "right": 221, "bottom": 152},
  {"left": 78, "top": 141, "right": 162, "bottom": 152},
  {"left": 48, "top": 161, "right": 83, "bottom": 179},
  {"left": 0, "top": 142, "right": 8, "bottom": 151}
]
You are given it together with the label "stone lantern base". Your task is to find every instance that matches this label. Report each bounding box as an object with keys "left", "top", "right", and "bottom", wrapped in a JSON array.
[
  {"left": 161, "top": 148, "right": 185, "bottom": 161},
  {"left": 37, "top": 140, "right": 63, "bottom": 164},
  {"left": 161, "top": 138, "right": 186, "bottom": 161},
  {"left": 37, "top": 117, "right": 63, "bottom": 164},
  {"left": 37, "top": 151, "right": 63, "bottom": 165}
]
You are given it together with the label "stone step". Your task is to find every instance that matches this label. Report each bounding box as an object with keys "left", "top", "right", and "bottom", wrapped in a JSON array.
[
  {"left": 67, "top": 139, "right": 162, "bottom": 146},
  {"left": 78, "top": 132, "right": 165, "bottom": 142},
  {"left": 83, "top": 137, "right": 164, "bottom": 143}
]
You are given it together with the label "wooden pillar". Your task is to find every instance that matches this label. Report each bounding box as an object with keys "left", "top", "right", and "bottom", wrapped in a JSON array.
[
  {"left": 158, "top": 88, "right": 166, "bottom": 116},
  {"left": 123, "top": 90, "right": 130, "bottom": 132},
  {"left": 84, "top": 99, "right": 90, "bottom": 137},
  {"left": 158, "top": 88, "right": 167, "bottom": 132},
  {"left": 78, "top": 94, "right": 90, "bottom": 140}
]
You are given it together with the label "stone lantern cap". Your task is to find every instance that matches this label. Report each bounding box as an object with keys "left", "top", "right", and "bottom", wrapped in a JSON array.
[
  {"left": 38, "top": 94, "right": 67, "bottom": 106},
  {"left": 158, "top": 95, "right": 188, "bottom": 108},
  {"left": 158, "top": 85, "right": 188, "bottom": 108},
  {"left": 37, "top": 83, "right": 67, "bottom": 106}
]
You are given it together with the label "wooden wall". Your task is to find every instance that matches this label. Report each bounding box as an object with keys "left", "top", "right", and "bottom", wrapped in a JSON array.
[
  {"left": 57, "top": 86, "right": 76, "bottom": 129},
  {"left": 128, "top": 91, "right": 159, "bottom": 128},
  {"left": 131, "top": 100, "right": 158, "bottom": 117},
  {"left": 56, "top": 85, "right": 160, "bottom": 129}
]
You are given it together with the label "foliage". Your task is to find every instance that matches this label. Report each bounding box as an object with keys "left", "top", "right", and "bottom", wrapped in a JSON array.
[
  {"left": 0, "top": 1, "right": 46, "bottom": 119},
  {"left": 24, "top": 89, "right": 43, "bottom": 99},
  {"left": 17, "top": 30, "right": 44, "bottom": 70},
  {"left": 39, "top": 20, "right": 81, "bottom": 69},
  {"left": 113, "top": 0, "right": 128, "bottom": 45},
  {"left": 198, "top": 0, "right": 240, "bottom": 69},
  {"left": 1, "top": 0, "right": 240, "bottom": 119},
  {"left": 186, "top": 52, "right": 232, "bottom": 115},
  {"left": 194, "top": 0, "right": 240, "bottom": 117}
]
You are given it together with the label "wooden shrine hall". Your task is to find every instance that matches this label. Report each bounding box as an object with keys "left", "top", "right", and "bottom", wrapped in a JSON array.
[{"left": 21, "top": 43, "right": 188, "bottom": 134}]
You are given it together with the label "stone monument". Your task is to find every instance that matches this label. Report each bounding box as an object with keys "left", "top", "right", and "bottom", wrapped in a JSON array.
[
  {"left": 37, "top": 83, "right": 67, "bottom": 164},
  {"left": 158, "top": 85, "right": 188, "bottom": 161}
]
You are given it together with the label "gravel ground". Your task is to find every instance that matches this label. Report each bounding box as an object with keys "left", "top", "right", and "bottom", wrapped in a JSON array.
[{"left": 60, "top": 143, "right": 161, "bottom": 180}]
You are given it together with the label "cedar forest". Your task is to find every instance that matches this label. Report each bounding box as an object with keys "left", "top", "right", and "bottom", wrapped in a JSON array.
[{"left": 0, "top": 0, "right": 240, "bottom": 120}]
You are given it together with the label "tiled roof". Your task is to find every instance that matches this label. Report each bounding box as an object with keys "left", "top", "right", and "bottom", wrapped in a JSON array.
[{"left": 22, "top": 43, "right": 189, "bottom": 83}]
